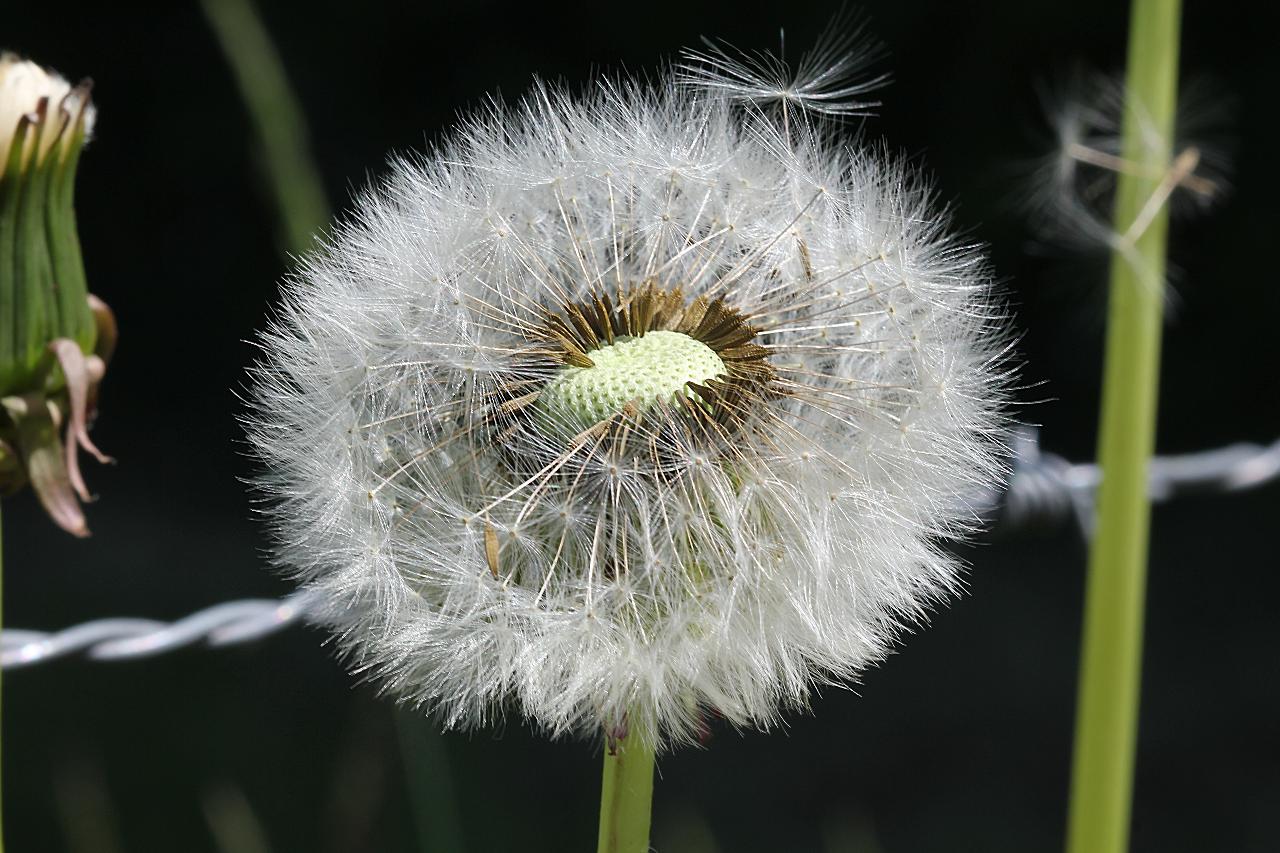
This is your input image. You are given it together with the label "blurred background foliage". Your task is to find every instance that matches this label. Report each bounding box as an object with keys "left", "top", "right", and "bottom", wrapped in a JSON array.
[{"left": 3, "top": 0, "right": 1277, "bottom": 850}]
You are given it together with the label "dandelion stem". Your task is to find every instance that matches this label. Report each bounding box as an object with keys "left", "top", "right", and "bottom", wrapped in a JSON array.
[
  {"left": 199, "top": 0, "right": 330, "bottom": 257},
  {"left": 395, "top": 708, "right": 467, "bottom": 853},
  {"left": 596, "top": 730, "right": 656, "bottom": 853},
  {"left": 0, "top": 500, "right": 4, "bottom": 853},
  {"left": 1066, "top": 1, "right": 1181, "bottom": 852},
  {"left": 199, "top": 5, "right": 469, "bottom": 851}
]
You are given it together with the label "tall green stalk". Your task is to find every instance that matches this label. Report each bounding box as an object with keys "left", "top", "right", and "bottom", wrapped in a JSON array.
[
  {"left": 199, "top": 0, "right": 330, "bottom": 258},
  {"left": 1, "top": 500, "right": 5, "bottom": 853},
  {"left": 198, "top": 4, "right": 472, "bottom": 850},
  {"left": 1066, "top": 2, "right": 1181, "bottom": 852},
  {"left": 395, "top": 708, "right": 466, "bottom": 853},
  {"left": 596, "top": 731, "right": 655, "bottom": 853}
]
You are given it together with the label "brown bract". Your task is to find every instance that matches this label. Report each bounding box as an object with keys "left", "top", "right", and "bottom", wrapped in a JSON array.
[
  {"left": 487, "top": 281, "right": 781, "bottom": 473},
  {"left": 0, "top": 297, "right": 116, "bottom": 537}
]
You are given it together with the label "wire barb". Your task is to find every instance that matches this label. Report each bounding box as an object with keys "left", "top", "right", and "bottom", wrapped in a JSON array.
[
  {"left": 1000, "top": 428, "right": 1280, "bottom": 536},
  {"left": 3, "top": 433, "right": 1277, "bottom": 670}
]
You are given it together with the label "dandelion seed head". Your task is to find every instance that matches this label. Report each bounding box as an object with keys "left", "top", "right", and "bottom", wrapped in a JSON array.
[
  {"left": 249, "top": 42, "right": 1008, "bottom": 747},
  {"left": 537, "top": 330, "right": 726, "bottom": 437}
]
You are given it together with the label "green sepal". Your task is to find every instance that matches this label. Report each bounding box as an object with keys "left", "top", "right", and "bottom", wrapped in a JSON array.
[
  {"left": 46, "top": 84, "right": 95, "bottom": 355},
  {"left": 0, "top": 116, "right": 33, "bottom": 395},
  {"left": 0, "top": 89, "right": 95, "bottom": 398},
  {"left": 12, "top": 103, "right": 55, "bottom": 395}
]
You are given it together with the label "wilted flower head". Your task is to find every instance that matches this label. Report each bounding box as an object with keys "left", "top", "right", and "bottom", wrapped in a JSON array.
[
  {"left": 0, "top": 55, "right": 89, "bottom": 168},
  {"left": 0, "top": 53, "right": 112, "bottom": 537},
  {"left": 250, "top": 40, "right": 1007, "bottom": 747}
]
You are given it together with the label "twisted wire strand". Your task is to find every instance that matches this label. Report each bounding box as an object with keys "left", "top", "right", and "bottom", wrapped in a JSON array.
[
  {"left": 2, "top": 591, "right": 318, "bottom": 669},
  {"left": 1001, "top": 430, "right": 1280, "bottom": 535},
  {"left": 4, "top": 434, "right": 1277, "bottom": 669}
]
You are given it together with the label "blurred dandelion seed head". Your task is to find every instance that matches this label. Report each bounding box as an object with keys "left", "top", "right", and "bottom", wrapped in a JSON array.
[{"left": 249, "top": 35, "right": 1008, "bottom": 747}]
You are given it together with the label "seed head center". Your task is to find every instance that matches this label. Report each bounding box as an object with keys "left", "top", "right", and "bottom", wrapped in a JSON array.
[{"left": 538, "top": 330, "right": 726, "bottom": 433}]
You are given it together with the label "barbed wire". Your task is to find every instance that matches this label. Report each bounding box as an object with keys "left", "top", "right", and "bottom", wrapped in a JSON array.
[
  {"left": 4, "top": 430, "right": 1277, "bottom": 670},
  {"left": 1001, "top": 429, "right": 1280, "bottom": 536},
  {"left": 2, "top": 592, "right": 318, "bottom": 670}
]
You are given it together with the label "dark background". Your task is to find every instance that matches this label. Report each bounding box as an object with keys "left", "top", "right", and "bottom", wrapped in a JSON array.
[{"left": 4, "top": 1, "right": 1277, "bottom": 851}]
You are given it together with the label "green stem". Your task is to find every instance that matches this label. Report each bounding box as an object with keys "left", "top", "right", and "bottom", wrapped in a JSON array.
[
  {"left": 1, "top": 499, "right": 6, "bottom": 853},
  {"left": 199, "top": 0, "right": 331, "bottom": 257},
  {"left": 1066, "top": 2, "right": 1181, "bottom": 852},
  {"left": 394, "top": 707, "right": 466, "bottom": 853},
  {"left": 596, "top": 730, "right": 656, "bottom": 853},
  {"left": 196, "top": 8, "right": 470, "bottom": 851}
]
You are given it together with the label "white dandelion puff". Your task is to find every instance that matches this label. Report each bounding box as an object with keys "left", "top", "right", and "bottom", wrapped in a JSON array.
[{"left": 248, "top": 44, "right": 1008, "bottom": 748}]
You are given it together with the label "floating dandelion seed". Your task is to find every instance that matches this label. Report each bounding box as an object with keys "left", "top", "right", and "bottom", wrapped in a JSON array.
[
  {"left": 249, "top": 43, "right": 1008, "bottom": 748},
  {"left": 677, "top": 11, "right": 889, "bottom": 130},
  {"left": 1027, "top": 71, "right": 1230, "bottom": 263}
]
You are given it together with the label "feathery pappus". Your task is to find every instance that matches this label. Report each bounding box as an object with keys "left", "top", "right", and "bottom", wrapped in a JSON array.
[
  {"left": 1027, "top": 71, "right": 1229, "bottom": 262},
  {"left": 248, "top": 32, "right": 1009, "bottom": 748}
]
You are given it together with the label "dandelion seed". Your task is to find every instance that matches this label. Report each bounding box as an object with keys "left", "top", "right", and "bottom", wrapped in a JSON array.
[
  {"left": 249, "top": 41, "right": 1008, "bottom": 748},
  {"left": 1027, "top": 71, "right": 1231, "bottom": 260},
  {"left": 677, "top": 9, "right": 890, "bottom": 128}
]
